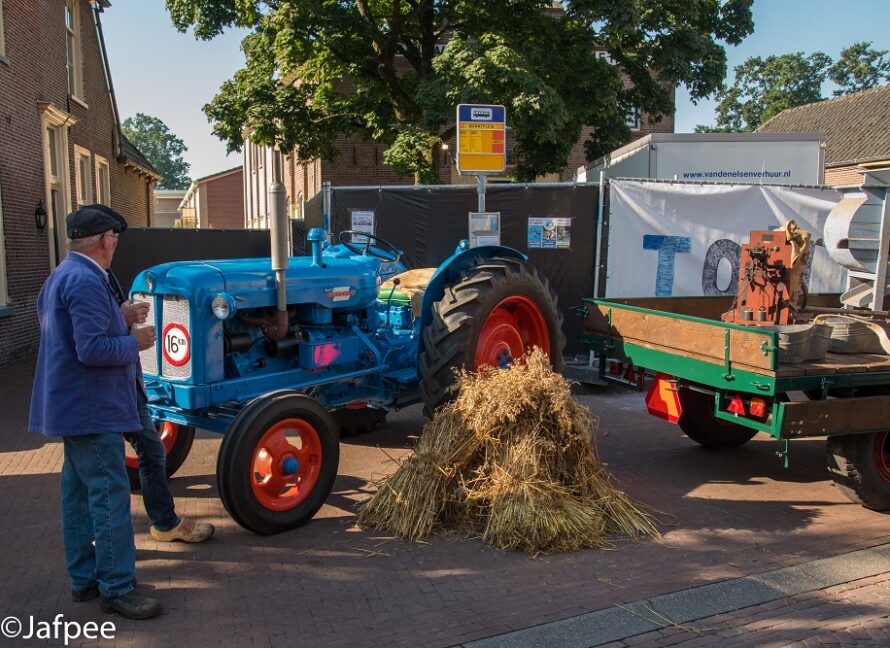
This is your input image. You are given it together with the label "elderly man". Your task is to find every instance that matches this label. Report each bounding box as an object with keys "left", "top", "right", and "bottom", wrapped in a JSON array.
[{"left": 29, "top": 206, "right": 161, "bottom": 620}]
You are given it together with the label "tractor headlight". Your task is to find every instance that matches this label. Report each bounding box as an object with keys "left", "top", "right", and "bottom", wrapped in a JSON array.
[{"left": 211, "top": 293, "right": 237, "bottom": 320}]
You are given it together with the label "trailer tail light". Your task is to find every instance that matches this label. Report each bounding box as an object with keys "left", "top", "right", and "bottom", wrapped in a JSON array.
[
  {"left": 645, "top": 373, "right": 682, "bottom": 423},
  {"left": 726, "top": 395, "right": 746, "bottom": 416},
  {"left": 749, "top": 397, "right": 767, "bottom": 418}
]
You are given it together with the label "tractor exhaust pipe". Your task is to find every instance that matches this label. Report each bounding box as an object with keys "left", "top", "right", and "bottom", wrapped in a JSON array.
[{"left": 267, "top": 149, "right": 289, "bottom": 341}]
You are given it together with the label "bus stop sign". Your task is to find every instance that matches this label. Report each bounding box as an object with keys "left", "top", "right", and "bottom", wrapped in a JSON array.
[{"left": 456, "top": 104, "right": 506, "bottom": 174}]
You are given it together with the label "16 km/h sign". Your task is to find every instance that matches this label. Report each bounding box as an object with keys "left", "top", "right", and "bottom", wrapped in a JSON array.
[{"left": 456, "top": 104, "right": 506, "bottom": 174}]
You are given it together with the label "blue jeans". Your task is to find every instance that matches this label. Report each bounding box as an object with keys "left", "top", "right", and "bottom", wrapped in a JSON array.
[
  {"left": 61, "top": 433, "right": 136, "bottom": 598},
  {"left": 124, "top": 390, "right": 179, "bottom": 532}
]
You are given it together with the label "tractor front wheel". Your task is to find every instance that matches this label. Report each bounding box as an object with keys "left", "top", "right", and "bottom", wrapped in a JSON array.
[
  {"left": 827, "top": 431, "right": 890, "bottom": 511},
  {"left": 418, "top": 257, "right": 565, "bottom": 417},
  {"left": 678, "top": 388, "right": 758, "bottom": 448},
  {"left": 217, "top": 392, "right": 340, "bottom": 534},
  {"left": 125, "top": 422, "right": 195, "bottom": 491}
]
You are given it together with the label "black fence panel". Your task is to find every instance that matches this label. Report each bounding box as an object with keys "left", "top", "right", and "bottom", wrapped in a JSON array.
[
  {"left": 329, "top": 184, "right": 598, "bottom": 353},
  {"left": 111, "top": 222, "right": 305, "bottom": 295}
]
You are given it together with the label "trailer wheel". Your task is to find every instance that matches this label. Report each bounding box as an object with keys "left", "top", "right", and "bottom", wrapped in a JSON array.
[
  {"left": 418, "top": 257, "right": 565, "bottom": 417},
  {"left": 678, "top": 388, "right": 758, "bottom": 448},
  {"left": 125, "top": 422, "right": 195, "bottom": 491},
  {"left": 826, "top": 431, "right": 890, "bottom": 511},
  {"left": 217, "top": 392, "right": 340, "bottom": 534}
]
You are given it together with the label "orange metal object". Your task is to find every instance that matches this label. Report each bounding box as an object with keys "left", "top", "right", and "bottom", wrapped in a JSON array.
[
  {"left": 645, "top": 373, "right": 682, "bottom": 423},
  {"left": 723, "top": 230, "right": 798, "bottom": 326}
]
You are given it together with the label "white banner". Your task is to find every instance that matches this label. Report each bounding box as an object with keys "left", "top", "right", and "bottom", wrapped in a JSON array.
[{"left": 605, "top": 180, "right": 846, "bottom": 298}]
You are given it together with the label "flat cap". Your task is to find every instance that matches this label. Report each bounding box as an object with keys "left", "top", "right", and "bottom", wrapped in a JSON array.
[{"left": 66, "top": 204, "right": 128, "bottom": 239}]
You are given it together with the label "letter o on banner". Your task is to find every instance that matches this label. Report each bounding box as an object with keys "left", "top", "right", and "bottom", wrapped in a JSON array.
[{"left": 702, "top": 239, "right": 741, "bottom": 296}]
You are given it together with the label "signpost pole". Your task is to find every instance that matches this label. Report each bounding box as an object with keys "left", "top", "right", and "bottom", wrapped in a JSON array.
[{"left": 477, "top": 174, "right": 486, "bottom": 212}]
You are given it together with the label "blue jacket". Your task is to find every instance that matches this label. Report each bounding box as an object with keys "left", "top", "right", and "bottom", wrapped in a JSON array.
[{"left": 29, "top": 253, "right": 140, "bottom": 436}]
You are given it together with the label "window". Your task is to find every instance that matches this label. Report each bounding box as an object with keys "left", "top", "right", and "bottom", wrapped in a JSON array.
[
  {"left": 0, "top": 0, "right": 7, "bottom": 60},
  {"left": 0, "top": 181, "right": 9, "bottom": 309},
  {"left": 40, "top": 102, "right": 76, "bottom": 267},
  {"left": 94, "top": 154, "right": 110, "bottom": 205},
  {"left": 626, "top": 107, "right": 642, "bottom": 132},
  {"left": 65, "top": 0, "right": 84, "bottom": 100},
  {"left": 74, "top": 145, "right": 93, "bottom": 207}
]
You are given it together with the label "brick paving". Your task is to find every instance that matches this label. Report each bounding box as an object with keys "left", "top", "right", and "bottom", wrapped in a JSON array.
[{"left": 1, "top": 357, "right": 889, "bottom": 647}]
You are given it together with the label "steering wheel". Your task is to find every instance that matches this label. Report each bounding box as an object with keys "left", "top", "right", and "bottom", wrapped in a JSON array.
[{"left": 338, "top": 231, "right": 402, "bottom": 263}]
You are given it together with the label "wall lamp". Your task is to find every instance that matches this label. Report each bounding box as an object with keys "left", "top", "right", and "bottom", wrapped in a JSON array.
[{"left": 35, "top": 201, "right": 48, "bottom": 230}]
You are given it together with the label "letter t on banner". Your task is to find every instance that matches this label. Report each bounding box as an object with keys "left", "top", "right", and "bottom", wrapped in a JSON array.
[{"left": 643, "top": 235, "right": 692, "bottom": 297}]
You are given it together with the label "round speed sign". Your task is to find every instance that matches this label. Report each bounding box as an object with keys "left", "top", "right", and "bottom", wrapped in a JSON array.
[{"left": 162, "top": 322, "right": 190, "bottom": 366}]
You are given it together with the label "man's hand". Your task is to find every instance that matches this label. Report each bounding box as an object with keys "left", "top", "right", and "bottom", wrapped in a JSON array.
[
  {"left": 121, "top": 299, "right": 150, "bottom": 327},
  {"left": 132, "top": 325, "right": 156, "bottom": 352}
]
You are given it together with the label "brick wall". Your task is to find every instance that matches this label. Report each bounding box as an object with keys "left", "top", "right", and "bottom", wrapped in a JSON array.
[
  {"left": 825, "top": 165, "right": 863, "bottom": 187},
  {"left": 0, "top": 0, "right": 154, "bottom": 367},
  {"left": 205, "top": 170, "right": 245, "bottom": 228}
]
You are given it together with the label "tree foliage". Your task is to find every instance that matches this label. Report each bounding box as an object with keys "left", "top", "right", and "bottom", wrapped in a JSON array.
[
  {"left": 166, "top": 0, "right": 753, "bottom": 182},
  {"left": 121, "top": 113, "right": 192, "bottom": 190},
  {"left": 829, "top": 42, "right": 890, "bottom": 97},
  {"left": 699, "top": 41, "right": 890, "bottom": 133}
]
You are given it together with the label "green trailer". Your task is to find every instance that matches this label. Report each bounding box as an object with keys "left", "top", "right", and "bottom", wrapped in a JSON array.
[{"left": 581, "top": 295, "right": 890, "bottom": 511}]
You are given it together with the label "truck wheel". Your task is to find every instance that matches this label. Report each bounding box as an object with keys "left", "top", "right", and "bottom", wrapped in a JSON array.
[
  {"left": 217, "top": 392, "right": 340, "bottom": 534},
  {"left": 678, "top": 388, "right": 758, "bottom": 448},
  {"left": 418, "top": 257, "right": 565, "bottom": 417},
  {"left": 332, "top": 406, "right": 387, "bottom": 436},
  {"left": 826, "top": 432, "right": 890, "bottom": 511},
  {"left": 125, "top": 422, "right": 195, "bottom": 491}
]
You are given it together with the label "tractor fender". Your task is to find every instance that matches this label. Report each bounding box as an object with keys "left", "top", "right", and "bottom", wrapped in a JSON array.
[{"left": 417, "top": 241, "right": 526, "bottom": 356}]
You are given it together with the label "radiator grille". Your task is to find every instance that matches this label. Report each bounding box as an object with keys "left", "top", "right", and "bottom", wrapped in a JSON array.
[
  {"left": 133, "top": 292, "right": 158, "bottom": 376},
  {"left": 160, "top": 295, "right": 192, "bottom": 380}
]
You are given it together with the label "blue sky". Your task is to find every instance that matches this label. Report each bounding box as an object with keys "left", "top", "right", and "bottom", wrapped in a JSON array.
[{"left": 101, "top": 0, "right": 890, "bottom": 180}]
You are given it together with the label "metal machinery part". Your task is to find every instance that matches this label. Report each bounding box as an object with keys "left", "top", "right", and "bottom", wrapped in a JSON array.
[{"left": 722, "top": 222, "right": 811, "bottom": 326}]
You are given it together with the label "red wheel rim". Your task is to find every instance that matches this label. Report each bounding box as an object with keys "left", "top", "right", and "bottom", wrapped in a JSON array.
[
  {"left": 125, "top": 422, "right": 179, "bottom": 470},
  {"left": 250, "top": 418, "right": 323, "bottom": 511},
  {"left": 474, "top": 295, "right": 550, "bottom": 370},
  {"left": 873, "top": 431, "right": 890, "bottom": 483}
]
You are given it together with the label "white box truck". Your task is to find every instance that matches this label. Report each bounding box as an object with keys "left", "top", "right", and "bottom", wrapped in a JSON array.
[{"left": 578, "top": 133, "right": 826, "bottom": 186}]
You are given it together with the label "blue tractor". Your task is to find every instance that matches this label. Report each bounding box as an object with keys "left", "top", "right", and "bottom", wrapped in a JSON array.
[{"left": 130, "top": 227, "right": 565, "bottom": 534}]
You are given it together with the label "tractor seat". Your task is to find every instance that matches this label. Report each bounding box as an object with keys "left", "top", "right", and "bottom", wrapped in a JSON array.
[{"left": 378, "top": 268, "right": 436, "bottom": 316}]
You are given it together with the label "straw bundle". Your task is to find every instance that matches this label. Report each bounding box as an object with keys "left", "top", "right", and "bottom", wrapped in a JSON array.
[{"left": 356, "top": 348, "right": 658, "bottom": 554}]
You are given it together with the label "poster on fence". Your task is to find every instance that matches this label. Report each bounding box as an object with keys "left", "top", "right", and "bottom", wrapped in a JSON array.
[
  {"left": 605, "top": 180, "right": 846, "bottom": 298},
  {"left": 528, "top": 217, "right": 571, "bottom": 249},
  {"left": 350, "top": 210, "right": 375, "bottom": 243}
]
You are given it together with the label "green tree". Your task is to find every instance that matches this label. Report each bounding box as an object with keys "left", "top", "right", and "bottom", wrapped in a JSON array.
[
  {"left": 166, "top": 0, "right": 753, "bottom": 183},
  {"left": 700, "top": 52, "right": 832, "bottom": 132},
  {"left": 829, "top": 41, "right": 890, "bottom": 96},
  {"left": 121, "top": 113, "right": 192, "bottom": 189}
]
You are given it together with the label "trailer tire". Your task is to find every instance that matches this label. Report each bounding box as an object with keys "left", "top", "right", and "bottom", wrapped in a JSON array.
[
  {"left": 125, "top": 423, "right": 195, "bottom": 491},
  {"left": 827, "top": 431, "right": 890, "bottom": 511},
  {"left": 217, "top": 392, "right": 340, "bottom": 534},
  {"left": 678, "top": 388, "right": 758, "bottom": 448},
  {"left": 418, "top": 257, "right": 565, "bottom": 418}
]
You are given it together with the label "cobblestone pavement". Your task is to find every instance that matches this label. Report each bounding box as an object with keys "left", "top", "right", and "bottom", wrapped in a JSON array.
[{"left": 1, "top": 358, "right": 888, "bottom": 647}]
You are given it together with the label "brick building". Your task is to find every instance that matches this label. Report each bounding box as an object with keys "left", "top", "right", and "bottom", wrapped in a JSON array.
[
  {"left": 179, "top": 167, "right": 244, "bottom": 229},
  {"left": 0, "top": 0, "right": 159, "bottom": 367},
  {"left": 758, "top": 85, "right": 890, "bottom": 186}
]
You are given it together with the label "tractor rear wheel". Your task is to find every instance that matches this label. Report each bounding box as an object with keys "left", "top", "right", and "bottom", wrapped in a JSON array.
[
  {"left": 827, "top": 431, "right": 890, "bottom": 511},
  {"left": 217, "top": 392, "right": 340, "bottom": 534},
  {"left": 125, "top": 422, "right": 195, "bottom": 491},
  {"left": 678, "top": 388, "right": 758, "bottom": 448},
  {"left": 418, "top": 257, "right": 565, "bottom": 417}
]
